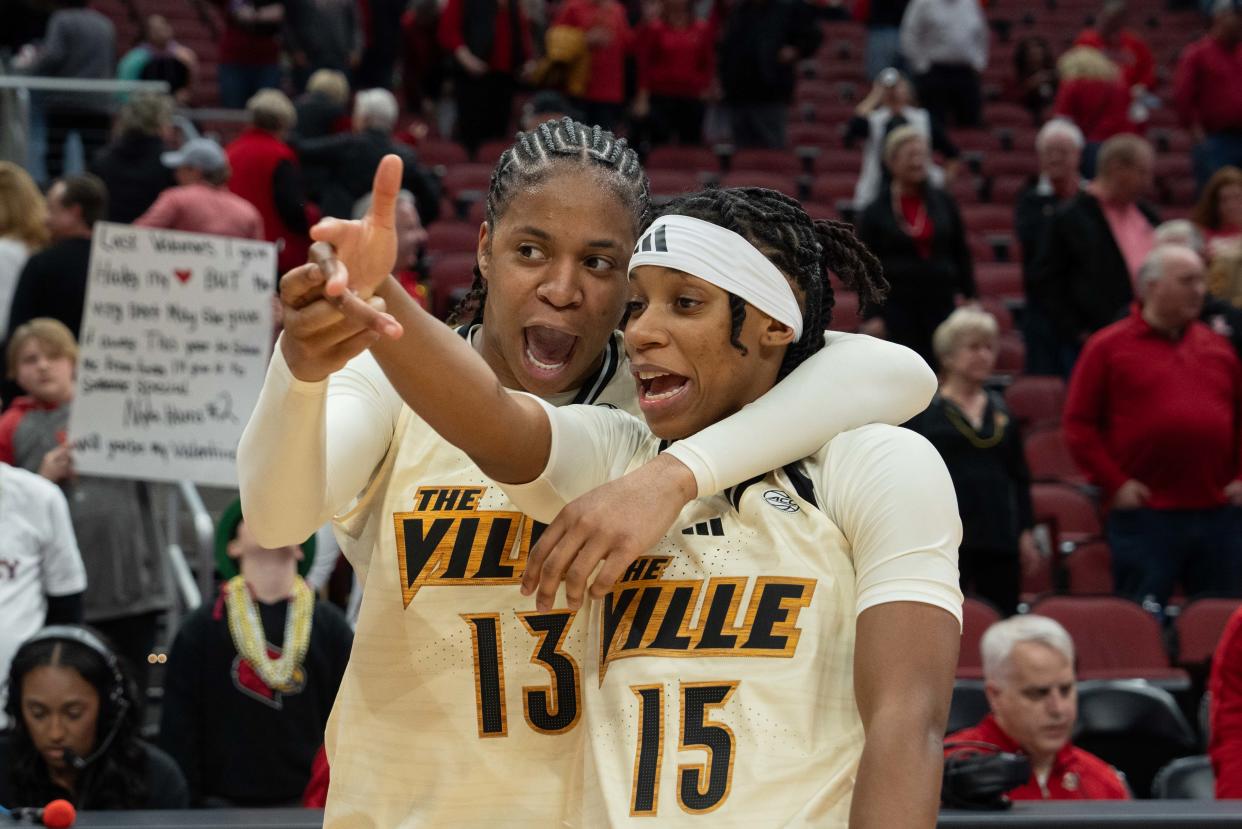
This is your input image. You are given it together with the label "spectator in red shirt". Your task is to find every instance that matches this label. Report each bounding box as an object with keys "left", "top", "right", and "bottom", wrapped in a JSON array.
[
  {"left": 1052, "top": 47, "right": 1139, "bottom": 175},
  {"left": 216, "top": 0, "right": 286, "bottom": 109},
  {"left": 1210, "top": 605, "right": 1242, "bottom": 798},
  {"left": 947, "top": 615, "right": 1130, "bottom": 801},
  {"left": 438, "top": 0, "right": 534, "bottom": 157},
  {"left": 1074, "top": 0, "right": 1155, "bottom": 92},
  {"left": 1064, "top": 244, "right": 1242, "bottom": 607},
  {"left": 553, "top": 0, "right": 632, "bottom": 131},
  {"left": 1175, "top": 0, "right": 1242, "bottom": 190},
  {"left": 227, "top": 90, "right": 312, "bottom": 274},
  {"left": 633, "top": 0, "right": 715, "bottom": 147}
]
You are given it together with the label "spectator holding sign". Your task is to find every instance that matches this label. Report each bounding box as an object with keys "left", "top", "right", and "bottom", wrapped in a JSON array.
[
  {"left": 135, "top": 138, "right": 265, "bottom": 241},
  {"left": 0, "top": 319, "right": 172, "bottom": 692}
]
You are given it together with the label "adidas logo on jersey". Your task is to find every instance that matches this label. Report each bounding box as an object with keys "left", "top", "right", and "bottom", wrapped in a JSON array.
[{"left": 681, "top": 517, "right": 725, "bottom": 537}]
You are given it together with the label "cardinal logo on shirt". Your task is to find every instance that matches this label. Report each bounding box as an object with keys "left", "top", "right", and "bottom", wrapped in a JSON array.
[{"left": 231, "top": 647, "right": 306, "bottom": 710}]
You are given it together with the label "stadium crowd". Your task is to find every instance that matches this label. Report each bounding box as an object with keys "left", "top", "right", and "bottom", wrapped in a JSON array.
[{"left": 1, "top": 0, "right": 1242, "bottom": 817}]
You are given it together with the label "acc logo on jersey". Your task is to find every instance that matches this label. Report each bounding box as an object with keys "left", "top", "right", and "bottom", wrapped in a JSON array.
[{"left": 763, "top": 489, "right": 800, "bottom": 513}]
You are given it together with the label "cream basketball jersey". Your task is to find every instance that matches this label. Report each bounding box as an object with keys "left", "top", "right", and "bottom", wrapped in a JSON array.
[
  {"left": 503, "top": 410, "right": 963, "bottom": 827},
  {"left": 322, "top": 331, "right": 635, "bottom": 828}
]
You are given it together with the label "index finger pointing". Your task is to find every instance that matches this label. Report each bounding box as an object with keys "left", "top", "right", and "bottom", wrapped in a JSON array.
[{"left": 368, "top": 154, "right": 404, "bottom": 232}]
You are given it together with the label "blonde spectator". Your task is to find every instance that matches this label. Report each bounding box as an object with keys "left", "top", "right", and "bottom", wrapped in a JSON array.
[
  {"left": 905, "top": 307, "right": 1038, "bottom": 614},
  {"left": 0, "top": 164, "right": 49, "bottom": 338}
]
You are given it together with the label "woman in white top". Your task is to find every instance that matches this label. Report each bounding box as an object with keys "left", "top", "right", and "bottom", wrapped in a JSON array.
[
  {"left": 0, "top": 163, "right": 49, "bottom": 338},
  {"left": 319, "top": 180, "right": 963, "bottom": 826},
  {"left": 240, "top": 120, "right": 938, "bottom": 827}
]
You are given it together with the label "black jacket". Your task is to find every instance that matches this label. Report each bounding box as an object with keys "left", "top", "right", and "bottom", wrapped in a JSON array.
[
  {"left": 1029, "top": 191, "right": 1159, "bottom": 343},
  {"left": 717, "top": 0, "right": 821, "bottom": 104},
  {"left": 855, "top": 185, "right": 976, "bottom": 312},
  {"left": 1013, "top": 178, "right": 1059, "bottom": 293},
  {"left": 905, "top": 392, "right": 1034, "bottom": 555},
  {"left": 294, "top": 129, "right": 442, "bottom": 223},
  {"left": 90, "top": 131, "right": 175, "bottom": 224}
]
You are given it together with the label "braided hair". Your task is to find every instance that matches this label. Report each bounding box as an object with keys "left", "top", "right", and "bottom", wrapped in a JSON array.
[
  {"left": 447, "top": 118, "right": 650, "bottom": 326},
  {"left": 650, "top": 187, "right": 889, "bottom": 380}
]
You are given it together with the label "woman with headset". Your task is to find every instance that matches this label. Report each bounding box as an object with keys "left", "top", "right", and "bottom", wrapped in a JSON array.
[{"left": 0, "top": 626, "right": 188, "bottom": 812}]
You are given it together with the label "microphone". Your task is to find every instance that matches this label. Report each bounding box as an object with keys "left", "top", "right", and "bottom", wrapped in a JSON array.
[{"left": 11, "top": 801, "right": 76, "bottom": 828}]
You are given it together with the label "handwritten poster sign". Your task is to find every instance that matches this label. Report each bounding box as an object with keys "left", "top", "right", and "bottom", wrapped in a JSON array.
[{"left": 68, "top": 222, "right": 276, "bottom": 487}]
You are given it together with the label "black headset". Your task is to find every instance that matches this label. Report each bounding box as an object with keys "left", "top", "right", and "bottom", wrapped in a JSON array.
[
  {"left": 19, "top": 626, "right": 131, "bottom": 771},
  {"left": 941, "top": 740, "right": 1032, "bottom": 810}
]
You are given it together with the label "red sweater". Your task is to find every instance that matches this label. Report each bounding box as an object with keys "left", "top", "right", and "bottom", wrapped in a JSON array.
[
  {"left": 947, "top": 715, "right": 1129, "bottom": 800},
  {"left": 1074, "top": 29, "right": 1155, "bottom": 90},
  {"left": 1174, "top": 35, "right": 1242, "bottom": 133},
  {"left": 437, "top": 0, "right": 533, "bottom": 73},
  {"left": 1063, "top": 305, "right": 1242, "bottom": 509},
  {"left": 226, "top": 127, "right": 309, "bottom": 274},
  {"left": 554, "top": 0, "right": 632, "bottom": 104},
  {"left": 1210, "top": 607, "right": 1242, "bottom": 798},
  {"left": 1052, "top": 76, "right": 1137, "bottom": 142},
  {"left": 635, "top": 19, "right": 715, "bottom": 99}
]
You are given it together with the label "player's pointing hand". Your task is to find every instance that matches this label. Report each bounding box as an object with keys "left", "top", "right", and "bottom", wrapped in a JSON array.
[{"left": 310, "top": 153, "right": 403, "bottom": 300}]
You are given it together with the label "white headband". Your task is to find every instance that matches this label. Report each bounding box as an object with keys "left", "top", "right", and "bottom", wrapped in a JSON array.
[{"left": 629, "top": 214, "right": 804, "bottom": 341}]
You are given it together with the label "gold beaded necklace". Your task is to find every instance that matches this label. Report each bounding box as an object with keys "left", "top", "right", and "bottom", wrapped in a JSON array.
[
  {"left": 943, "top": 397, "right": 1009, "bottom": 450},
  {"left": 225, "top": 575, "right": 313, "bottom": 692}
]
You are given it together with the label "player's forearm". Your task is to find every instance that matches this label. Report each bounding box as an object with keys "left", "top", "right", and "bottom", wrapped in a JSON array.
[
  {"left": 665, "top": 333, "right": 936, "bottom": 496},
  {"left": 372, "top": 277, "right": 552, "bottom": 484},
  {"left": 239, "top": 348, "right": 337, "bottom": 547},
  {"left": 850, "top": 716, "right": 943, "bottom": 828}
]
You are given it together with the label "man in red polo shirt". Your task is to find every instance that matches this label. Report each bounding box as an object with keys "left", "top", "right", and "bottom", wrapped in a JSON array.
[
  {"left": 947, "top": 615, "right": 1130, "bottom": 800},
  {"left": 1064, "top": 244, "right": 1242, "bottom": 607},
  {"left": 1174, "top": 0, "right": 1242, "bottom": 189}
]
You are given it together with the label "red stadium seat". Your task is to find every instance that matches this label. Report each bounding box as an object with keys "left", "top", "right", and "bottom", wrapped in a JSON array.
[
  {"left": 426, "top": 221, "right": 481, "bottom": 255},
  {"left": 979, "top": 297, "right": 1014, "bottom": 333},
  {"left": 439, "top": 164, "right": 494, "bottom": 199},
  {"left": 720, "top": 171, "right": 798, "bottom": 197},
  {"left": 729, "top": 149, "right": 804, "bottom": 175},
  {"left": 646, "top": 146, "right": 719, "bottom": 172},
  {"left": 806, "top": 173, "right": 857, "bottom": 203},
  {"left": 1024, "top": 428, "right": 1087, "bottom": 486},
  {"left": 788, "top": 122, "right": 841, "bottom": 149},
  {"left": 417, "top": 140, "right": 469, "bottom": 168},
  {"left": 961, "top": 204, "right": 1014, "bottom": 234},
  {"left": 648, "top": 169, "right": 708, "bottom": 197},
  {"left": 958, "top": 597, "right": 1002, "bottom": 679},
  {"left": 817, "top": 151, "right": 863, "bottom": 175},
  {"left": 994, "top": 332, "right": 1025, "bottom": 373},
  {"left": 1031, "top": 596, "right": 1189, "bottom": 687},
  {"left": 1065, "top": 540, "right": 1113, "bottom": 595},
  {"left": 475, "top": 139, "right": 513, "bottom": 165},
  {"left": 1176, "top": 599, "right": 1242, "bottom": 667},
  {"left": 1030, "top": 482, "right": 1102, "bottom": 544},
  {"left": 975, "top": 263, "right": 1023, "bottom": 301},
  {"left": 1004, "top": 376, "right": 1066, "bottom": 432},
  {"left": 427, "top": 253, "right": 478, "bottom": 320},
  {"left": 828, "top": 291, "right": 860, "bottom": 332}
]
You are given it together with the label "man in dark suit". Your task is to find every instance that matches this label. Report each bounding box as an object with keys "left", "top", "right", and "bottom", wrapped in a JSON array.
[
  {"left": 1030, "top": 134, "right": 1159, "bottom": 376},
  {"left": 294, "top": 88, "right": 441, "bottom": 224}
]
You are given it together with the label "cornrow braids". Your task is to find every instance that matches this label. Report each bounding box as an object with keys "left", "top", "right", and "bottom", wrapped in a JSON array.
[
  {"left": 447, "top": 117, "right": 651, "bottom": 326},
  {"left": 652, "top": 187, "right": 888, "bottom": 379}
]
